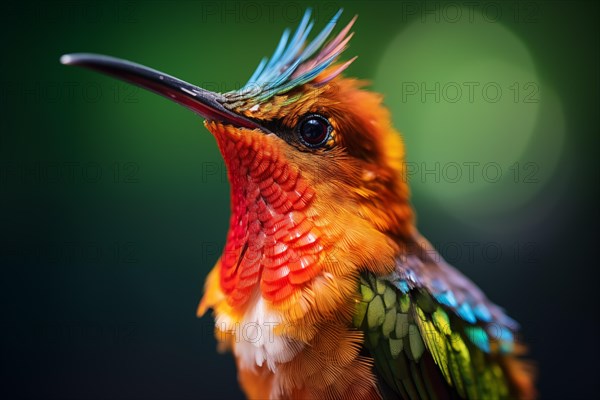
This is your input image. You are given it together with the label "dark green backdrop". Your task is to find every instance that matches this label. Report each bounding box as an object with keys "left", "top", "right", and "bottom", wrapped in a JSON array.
[{"left": 1, "top": 1, "right": 598, "bottom": 399}]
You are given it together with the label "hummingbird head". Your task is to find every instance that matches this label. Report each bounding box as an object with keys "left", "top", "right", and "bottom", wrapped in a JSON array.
[{"left": 62, "top": 9, "right": 413, "bottom": 314}]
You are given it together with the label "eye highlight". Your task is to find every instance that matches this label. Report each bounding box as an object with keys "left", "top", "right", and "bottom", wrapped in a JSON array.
[{"left": 297, "top": 114, "right": 332, "bottom": 148}]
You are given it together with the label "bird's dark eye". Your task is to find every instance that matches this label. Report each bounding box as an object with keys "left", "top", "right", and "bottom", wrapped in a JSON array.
[{"left": 297, "top": 114, "right": 332, "bottom": 148}]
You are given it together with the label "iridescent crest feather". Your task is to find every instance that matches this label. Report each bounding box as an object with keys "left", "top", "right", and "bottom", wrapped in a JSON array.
[{"left": 225, "top": 8, "right": 357, "bottom": 104}]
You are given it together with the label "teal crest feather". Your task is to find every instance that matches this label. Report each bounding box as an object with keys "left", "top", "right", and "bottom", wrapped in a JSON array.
[{"left": 225, "top": 8, "right": 356, "bottom": 104}]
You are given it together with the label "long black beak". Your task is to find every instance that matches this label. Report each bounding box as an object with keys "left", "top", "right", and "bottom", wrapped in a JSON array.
[{"left": 60, "top": 53, "right": 260, "bottom": 130}]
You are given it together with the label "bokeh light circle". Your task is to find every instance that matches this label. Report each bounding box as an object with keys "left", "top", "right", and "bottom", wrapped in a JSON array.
[{"left": 374, "top": 10, "right": 565, "bottom": 226}]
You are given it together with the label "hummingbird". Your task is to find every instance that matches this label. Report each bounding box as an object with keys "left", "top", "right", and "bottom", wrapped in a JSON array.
[{"left": 62, "top": 9, "right": 536, "bottom": 400}]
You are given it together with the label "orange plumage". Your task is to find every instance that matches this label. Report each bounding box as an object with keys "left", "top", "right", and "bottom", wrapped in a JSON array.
[{"left": 197, "top": 74, "right": 534, "bottom": 398}]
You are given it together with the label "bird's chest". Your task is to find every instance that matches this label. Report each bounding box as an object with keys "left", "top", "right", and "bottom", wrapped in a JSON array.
[{"left": 215, "top": 294, "right": 304, "bottom": 372}]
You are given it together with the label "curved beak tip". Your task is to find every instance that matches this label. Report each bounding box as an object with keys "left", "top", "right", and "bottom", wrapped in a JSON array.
[{"left": 60, "top": 54, "right": 73, "bottom": 65}]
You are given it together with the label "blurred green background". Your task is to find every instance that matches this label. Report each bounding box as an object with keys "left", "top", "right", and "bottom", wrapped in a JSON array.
[{"left": 1, "top": 1, "right": 598, "bottom": 398}]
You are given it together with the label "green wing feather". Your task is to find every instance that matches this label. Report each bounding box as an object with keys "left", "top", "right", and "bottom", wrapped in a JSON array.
[{"left": 354, "top": 272, "right": 513, "bottom": 400}]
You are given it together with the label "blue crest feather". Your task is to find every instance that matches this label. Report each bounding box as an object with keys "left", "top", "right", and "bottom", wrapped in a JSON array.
[{"left": 227, "top": 9, "right": 356, "bottom": 103}]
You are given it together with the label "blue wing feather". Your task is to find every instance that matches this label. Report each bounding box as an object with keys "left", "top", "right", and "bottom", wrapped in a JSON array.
[{"left": 389, "top": 233, "right": 520, "bottom": 354}]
